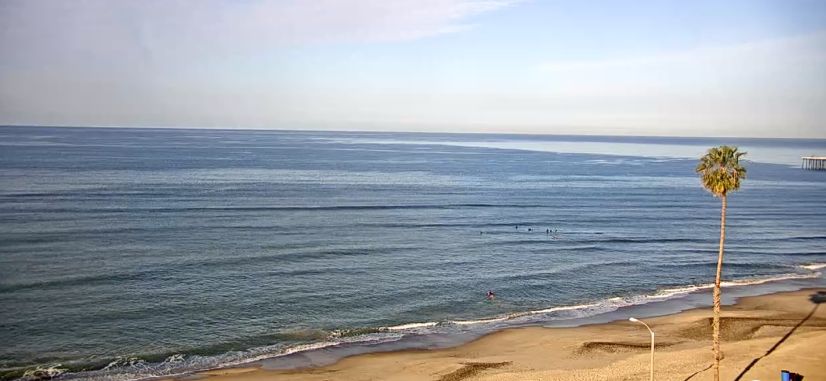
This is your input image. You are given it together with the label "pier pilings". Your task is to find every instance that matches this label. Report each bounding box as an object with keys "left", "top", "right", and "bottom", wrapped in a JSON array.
[{"left": 802, "top": 156, "right": 826, "bottom": 170}]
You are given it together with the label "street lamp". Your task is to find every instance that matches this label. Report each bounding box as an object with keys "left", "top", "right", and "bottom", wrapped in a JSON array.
[{"left": 629, "top": 317, "right": 654, "bottom": 381}]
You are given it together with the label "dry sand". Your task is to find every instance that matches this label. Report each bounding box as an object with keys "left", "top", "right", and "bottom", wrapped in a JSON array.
[{"left": 169, "top": 289, "right": 826, "bottom": 381}]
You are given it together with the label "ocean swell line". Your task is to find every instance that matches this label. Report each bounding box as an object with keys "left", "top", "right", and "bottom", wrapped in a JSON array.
[{"left": 405, "top": 269, "right": 825, "bottom": 331}]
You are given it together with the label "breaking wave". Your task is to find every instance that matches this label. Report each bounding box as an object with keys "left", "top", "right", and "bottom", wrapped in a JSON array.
[{"left": 6, "top": 267, "right": 822, "bottom": 381}]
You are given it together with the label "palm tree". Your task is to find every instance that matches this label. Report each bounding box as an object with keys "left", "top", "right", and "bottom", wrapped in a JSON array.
[{"left": 696, "top": 145, "right": 746, "bottom": 381}]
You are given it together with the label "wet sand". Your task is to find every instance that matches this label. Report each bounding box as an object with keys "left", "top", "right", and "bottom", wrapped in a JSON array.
[{"left": 168, "top": 289, "right": 826, "bottom": 381}]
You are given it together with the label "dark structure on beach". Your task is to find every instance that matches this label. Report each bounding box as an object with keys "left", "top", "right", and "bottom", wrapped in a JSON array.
[{"left": 801, "top": 156, "right": 826, "bottom": 170}]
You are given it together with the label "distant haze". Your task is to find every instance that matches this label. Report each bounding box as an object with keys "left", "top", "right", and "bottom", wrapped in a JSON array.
[{"left": 1, "top": 0, "right": 826, "bottom": 138}]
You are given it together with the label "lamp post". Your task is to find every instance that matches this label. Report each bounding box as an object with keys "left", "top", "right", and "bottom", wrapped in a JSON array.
[{"left": 629, "top": 317, "right": 654, "bottom": 381}]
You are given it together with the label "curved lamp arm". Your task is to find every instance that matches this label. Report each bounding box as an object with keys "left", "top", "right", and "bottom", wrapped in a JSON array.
[{"left": 630, "top": 317, "right": 655, "bottom": 381}]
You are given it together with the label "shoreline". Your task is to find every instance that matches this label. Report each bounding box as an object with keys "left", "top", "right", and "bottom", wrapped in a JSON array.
[
  {"left": 14, "top": 272, "right": 820, "bottom": 381},
  {"left": 165, "top": 287, "right": 826, "bottom": 381}
]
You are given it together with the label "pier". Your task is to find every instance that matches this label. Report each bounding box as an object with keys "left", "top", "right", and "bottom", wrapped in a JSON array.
[{"left": 802, "top": 156, "right": 826, "bottom": 170}]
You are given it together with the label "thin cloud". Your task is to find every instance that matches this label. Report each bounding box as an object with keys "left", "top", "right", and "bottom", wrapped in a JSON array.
[{"left": 0, "top": 0, "right": 517, "bottom": 64}]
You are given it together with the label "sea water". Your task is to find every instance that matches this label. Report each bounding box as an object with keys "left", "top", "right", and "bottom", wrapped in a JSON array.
[{"left": 1, "top": 127, "right": 825, "bottom": 380}]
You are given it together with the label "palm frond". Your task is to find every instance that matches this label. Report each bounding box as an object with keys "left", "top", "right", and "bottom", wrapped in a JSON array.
[{"left": 696, "top": 145, "right": 747, "bottom": 197}]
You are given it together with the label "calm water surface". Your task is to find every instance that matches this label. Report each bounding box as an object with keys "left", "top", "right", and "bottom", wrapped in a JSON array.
[{"left": 1, "top": 127, "right": 825, "bottom": 380}]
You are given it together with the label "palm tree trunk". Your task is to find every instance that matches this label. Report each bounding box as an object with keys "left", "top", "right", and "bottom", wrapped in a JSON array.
[{"left": 712, "top": 195, "right": 727, "bottom": 381}]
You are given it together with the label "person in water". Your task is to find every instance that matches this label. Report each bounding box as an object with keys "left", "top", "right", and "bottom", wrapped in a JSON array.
[{"left": 486, "top": 290, "right": 496, "bottom": 300}]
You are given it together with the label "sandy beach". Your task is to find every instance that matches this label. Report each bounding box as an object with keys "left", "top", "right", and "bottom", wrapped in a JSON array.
[{"left": 170, "top": 289, "right": 826, "bottom": 381}]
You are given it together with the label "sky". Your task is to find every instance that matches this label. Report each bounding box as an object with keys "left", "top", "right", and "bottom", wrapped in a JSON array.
[{"left": 1, "top": 0, "right": 825, "bottom": 138}]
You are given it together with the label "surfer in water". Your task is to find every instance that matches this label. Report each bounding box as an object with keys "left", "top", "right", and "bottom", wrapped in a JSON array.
[{"left": 486, "top": 290, "right": 496, "bottom": 300}]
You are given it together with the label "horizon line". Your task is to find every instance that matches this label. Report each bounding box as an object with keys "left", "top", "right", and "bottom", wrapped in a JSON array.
[{"left": 2, "top": 124, "right": 825, "bottom": 141}]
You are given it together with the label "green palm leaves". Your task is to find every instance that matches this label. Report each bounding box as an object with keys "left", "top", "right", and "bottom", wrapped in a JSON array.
[{"left": 696, "top": 146, "right": 747, "bottom": 197}]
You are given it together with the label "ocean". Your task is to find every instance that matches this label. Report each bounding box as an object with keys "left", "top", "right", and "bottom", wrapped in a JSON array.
[{"left": 1, "top": 126, "right": 825, "bottom": 381}]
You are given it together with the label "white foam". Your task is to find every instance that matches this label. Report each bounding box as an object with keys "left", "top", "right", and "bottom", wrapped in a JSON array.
[
  {"left": 652, "top": 285, "right": 710, "bottom": 299},
  {"left": 452, "top": 316, "right": 509, "bottom": 325},
  {"left": 102, "top": 357, "right": 145, "bottom": 371},
  {"left": 385, "top": 322, "right": 439, "bottom": 331},
  {"left": 800, "top": 263, "right": 826, "bottom": 271},
  {"left": 519, "top": 270, "right": 824, "bottom": 325},
  {"left": 721, "top": 271, "right": 821, "bottom": 287},
  {"left": 163, "top": 354, "right": 185, "bottom": 364},
  {"left": 529, "top": 302, "right": 601, "bottom": 314},
  {"left": 278, "top": 341, "right": 340, "bottom": 356},
  {"left": 22, "top": 365, "right": 67, "bottom": 379}
]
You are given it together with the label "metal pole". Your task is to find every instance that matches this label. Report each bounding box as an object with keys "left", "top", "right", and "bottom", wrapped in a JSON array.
[{"left": 630, "top": 317, "right": 654, "bottom": 381}]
